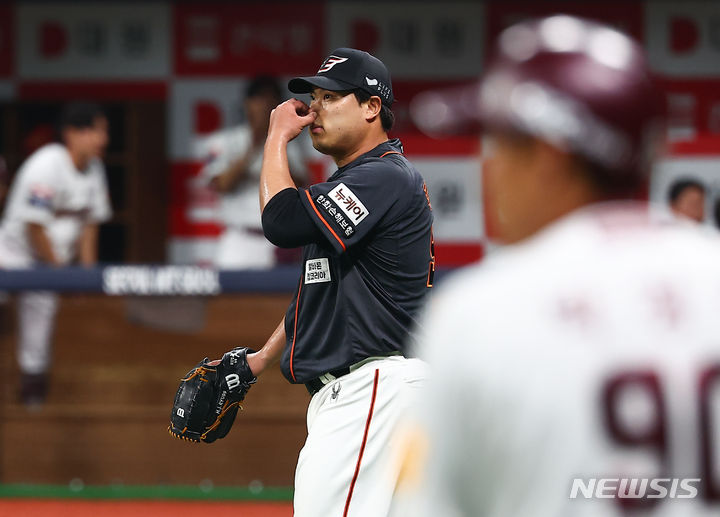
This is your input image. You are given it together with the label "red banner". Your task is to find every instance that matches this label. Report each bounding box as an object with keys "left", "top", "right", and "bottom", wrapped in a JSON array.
[
  {"left": 662, "top": 79, "right": 720, "bottom": 155},
  {"left": 19, "top": 81, "right": 167, "bottom": 100},
  {"left": 646, "top": 2, "right": 720, "bottom": 79},
  {"left": 169, "top": 161, "right": 223, "bottom": 238},
  {"left": 174, "top": 2, "right": 325, "bottom": 76}
]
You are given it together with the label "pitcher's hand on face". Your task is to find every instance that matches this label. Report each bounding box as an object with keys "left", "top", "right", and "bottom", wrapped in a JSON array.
[{"left": 268, "top": 99, "right": 317, "bottom": 143}]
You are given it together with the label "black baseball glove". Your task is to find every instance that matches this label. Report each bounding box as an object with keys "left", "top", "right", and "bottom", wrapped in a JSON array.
[{"left": 168, "top": 347, "right": 256, "bottom": 443}]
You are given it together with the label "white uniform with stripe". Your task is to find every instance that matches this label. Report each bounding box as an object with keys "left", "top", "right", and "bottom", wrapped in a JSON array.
[
  {"left": 0, "top": 143, "right": 111, "bottom": 374},
  {"left": 398, "top": 202, "right": 720, "bottom": 517},
  {"left": 294, "top": 356, "right": 427, "bottom": 517}
]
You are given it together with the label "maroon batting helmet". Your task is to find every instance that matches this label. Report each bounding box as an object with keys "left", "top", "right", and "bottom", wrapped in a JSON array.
[{"left": 411, "top": 15, "right": 666, "bottom": 181}]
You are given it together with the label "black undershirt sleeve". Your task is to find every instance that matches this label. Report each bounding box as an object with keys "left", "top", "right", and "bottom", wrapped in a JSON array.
[{"left": 261, "top": 187, "right": 324, "bottom": 248}]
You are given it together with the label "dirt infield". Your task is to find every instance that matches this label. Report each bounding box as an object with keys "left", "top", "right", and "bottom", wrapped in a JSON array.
[{"left": 0, "top": 499, "right": 292, "bottom": 516}]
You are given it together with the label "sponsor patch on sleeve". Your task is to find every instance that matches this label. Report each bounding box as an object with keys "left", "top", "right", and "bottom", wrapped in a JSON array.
[
  {"left": 305, "top": 258, "right": 332, "bottom": 284},
  {"left": 315, "top": 194, "right": 356, "bottom": 237},
  {"left": 27, "top": 184, "right": 55, "bottom": 210},
  {"left": 328, "top": 183, "right": 369, "bottom": 225}
]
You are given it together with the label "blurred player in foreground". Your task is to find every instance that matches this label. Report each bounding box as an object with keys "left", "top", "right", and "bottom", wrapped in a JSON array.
[
  {"left": 668, "top": 177, "right": 705, "bottom": 223},
  {"left": 0, "top": 102, "right": 111, "bottom": 405},
  {"left": 197, "top": 76, "right": 308, "bottom": 269},
  {"left": 395, "top": 15, "right": 720, "bottom": 517}
]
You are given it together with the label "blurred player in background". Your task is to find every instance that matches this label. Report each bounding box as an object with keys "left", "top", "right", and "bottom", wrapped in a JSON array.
[
  {"left": 668, "top": 177, "right": 705, "bottom": 223},
  {"left": 0, "top": 102, "right": 111, "bottom": 406},
  {"left": 395, "top": 15, "right": 720, "bottom": 517},
  {"left": 197, "top": 75, "right": 308, "bottom": 269}
]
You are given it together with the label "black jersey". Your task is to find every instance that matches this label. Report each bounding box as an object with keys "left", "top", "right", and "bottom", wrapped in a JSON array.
[{"left": 281, "top": 139, "right": 434, "bottom": 383}]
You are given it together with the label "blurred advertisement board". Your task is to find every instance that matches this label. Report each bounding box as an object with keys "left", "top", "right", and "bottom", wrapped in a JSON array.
[
  {"left": 16, "top": 2, "right": 170, "bottom": 79},
  {"left": 174, "top": 2, "right": 325, "bottom": 76}
]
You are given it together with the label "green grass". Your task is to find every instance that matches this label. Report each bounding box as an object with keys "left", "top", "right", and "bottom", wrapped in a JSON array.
[{"left": 0, "top": 483, "right": 293, "bottom": 501}]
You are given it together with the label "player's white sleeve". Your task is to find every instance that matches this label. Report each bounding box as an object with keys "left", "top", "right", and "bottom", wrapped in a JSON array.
[
  {"left": 196, "top": 128, "right": 249, "bottom": 180},
  {"left": 88, "top": 162, "right": 112, "bottom": 223},
  {"left": 194, "top": 132, "right": 230, "bottom": 180},
  {"left": 10, "top": 150, "right": 61, "bottom": 226}
]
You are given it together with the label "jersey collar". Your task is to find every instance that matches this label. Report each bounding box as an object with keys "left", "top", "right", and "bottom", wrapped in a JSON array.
[{"left": 331, "top": 139, "right": 404, "bottom": 179}]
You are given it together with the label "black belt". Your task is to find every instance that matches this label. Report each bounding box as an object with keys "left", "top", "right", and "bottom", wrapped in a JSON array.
[{"left": 305, "top": 366, "right": 351, "bottom": 396}]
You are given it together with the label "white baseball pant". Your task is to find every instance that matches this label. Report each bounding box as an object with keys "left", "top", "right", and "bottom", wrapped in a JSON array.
[
  {"left": 0, "top": 244, "right": 59, "bottom": 375},
  {"left": 293, "top": 356, "right": 428, "bottom": 517},
  {"left": 17, "top": 290, "right": 58, "bottom": 374}
]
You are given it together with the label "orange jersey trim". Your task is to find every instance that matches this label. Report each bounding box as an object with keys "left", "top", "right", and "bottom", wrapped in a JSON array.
[
  {"left": 379, "top": 150, "right": 402, "bottom": 158},
  {"left": 304, "top": 189, "right": 346, "bottom": 251}
]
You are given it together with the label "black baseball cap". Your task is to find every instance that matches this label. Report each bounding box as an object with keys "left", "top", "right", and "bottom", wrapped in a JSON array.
[{"left": 288, "top": 48, "right": 394, "bottom": 107}]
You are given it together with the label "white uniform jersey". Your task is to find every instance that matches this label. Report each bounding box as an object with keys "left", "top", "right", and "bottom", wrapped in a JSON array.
[
  {"left": 408, "top": 202, "right": 720, "bottom": 517},
  {"left": 195, "top": 125, "right": 309, "bottom": 230},
  {"left": 0, "top": 143, "right": 111, "bottom": 267}
]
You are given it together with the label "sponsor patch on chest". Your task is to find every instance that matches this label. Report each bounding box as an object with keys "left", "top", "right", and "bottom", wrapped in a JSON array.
[
  {"left": 328, "top": 183, "right": 369, "bottom": 224},
  {"left": 305, "top": 258, "right": 332, "bottom": 284}
]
